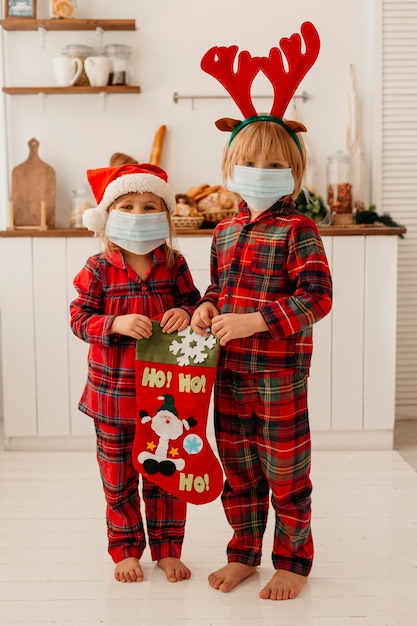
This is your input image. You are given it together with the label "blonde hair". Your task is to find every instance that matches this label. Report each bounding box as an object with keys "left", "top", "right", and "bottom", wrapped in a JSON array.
[
  {"left": 100, "top": 194, "right": 178, "bottom": 269},
  {"left": 221, "top": 121, "right": 306, "bottom": 198}
]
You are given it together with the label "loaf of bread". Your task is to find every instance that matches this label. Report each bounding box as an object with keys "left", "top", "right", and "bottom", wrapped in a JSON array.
[
  {"left": 174, "top": 194, "right": 199, "bottom": 217},
  {"left": 197, "top": 189, "right": 236, "bottom": 213}
]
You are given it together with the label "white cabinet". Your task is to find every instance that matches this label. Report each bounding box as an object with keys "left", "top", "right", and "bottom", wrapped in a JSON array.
[
  {"left": 0, "top": 232, "right": 400, "bottom": 450},
  {"left": 307, "top": 235, "right": 398, "bottom": 450},
  {"left": 0, "top": 236, "right": 100, "bottom": 448}
]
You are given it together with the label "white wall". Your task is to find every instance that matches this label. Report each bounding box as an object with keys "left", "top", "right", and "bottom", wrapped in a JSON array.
[{"left": 0, "top": 0, "right": 375, "bottom": 228}]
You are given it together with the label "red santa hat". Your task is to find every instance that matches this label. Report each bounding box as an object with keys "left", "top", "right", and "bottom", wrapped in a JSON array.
[{"left": 83, "top": 163, "right": 176, "bottom": 233}]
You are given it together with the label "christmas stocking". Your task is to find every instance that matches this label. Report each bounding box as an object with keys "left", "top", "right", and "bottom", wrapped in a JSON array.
[{"left": 133, "top": 322, "right": 224, "bottom": 505}]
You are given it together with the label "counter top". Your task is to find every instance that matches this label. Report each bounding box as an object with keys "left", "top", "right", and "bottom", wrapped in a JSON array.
[{"left": 0, "top": 225, "right": 407, "bottom": 237}]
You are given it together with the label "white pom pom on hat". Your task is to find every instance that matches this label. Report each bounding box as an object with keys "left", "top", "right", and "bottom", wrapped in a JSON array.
[
  {"left": 82, "top": 163, "right": 176, "bottom": 233},
  {"left": 82, "top": 206, "right": 108, "bottom": 232}
]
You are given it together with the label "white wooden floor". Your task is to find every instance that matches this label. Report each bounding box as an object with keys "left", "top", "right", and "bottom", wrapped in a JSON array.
[{"left": 1, "top": 421, "right": 417, "bottom": 626}]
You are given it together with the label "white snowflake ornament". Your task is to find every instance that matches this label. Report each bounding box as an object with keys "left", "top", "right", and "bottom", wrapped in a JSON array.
[{"left": 169, "top": 327, "right": 217, "bottom": 366}]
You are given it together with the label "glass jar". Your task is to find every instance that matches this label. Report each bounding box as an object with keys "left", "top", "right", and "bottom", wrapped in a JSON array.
[
  {"left": 327, "top": 151, "right": 353, "bottom": 214},
  {"left": 104, "top": 44, "right": 132, "bottom": 85},
  {"left": 62, "top": 44, "right": 94, "bottom": 86},
  {"left": 70, "top": 187, "right": 94, "bottom": 229}
]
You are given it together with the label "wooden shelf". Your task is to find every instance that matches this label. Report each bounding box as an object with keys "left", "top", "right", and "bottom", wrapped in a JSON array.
[
  {"left": 1, "top": 18, "right": 138, "bottom": 95},
  {"left": 2, "top": 85, "right": 141, "bottom": 95},
  {"left": 0, "top": 18, "right": 136, "bottom": 31}
]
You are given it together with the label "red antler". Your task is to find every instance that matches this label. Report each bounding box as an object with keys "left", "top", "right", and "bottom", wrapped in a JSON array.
[
  {"left": 200, "top": 46, "right": 263, "bottom": 118},
  {"left": 262, "top": 22, "right": 320, "bottom": 118}
]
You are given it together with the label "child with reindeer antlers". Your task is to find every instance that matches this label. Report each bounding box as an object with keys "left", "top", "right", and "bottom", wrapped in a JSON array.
[{"left": 191, "top": 22, "right": 332, "bottom": 601}]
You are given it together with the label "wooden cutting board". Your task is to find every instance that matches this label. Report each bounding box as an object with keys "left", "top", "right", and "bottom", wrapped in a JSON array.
[{"left": 11, "top": 138, "right": 55, "bottom": 228}]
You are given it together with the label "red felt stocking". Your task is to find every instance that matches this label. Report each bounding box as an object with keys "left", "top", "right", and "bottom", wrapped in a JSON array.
[{"left": 133, "top": 322, "right": 224, "bottom": 505}]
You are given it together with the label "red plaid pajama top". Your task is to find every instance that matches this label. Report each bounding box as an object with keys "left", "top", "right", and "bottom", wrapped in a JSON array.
[
  {"left": 70, "top": 246, "right": 200, "bottom": 425},
  {"left": 201, "top": 199, "right": 333, "bottom": 371}
]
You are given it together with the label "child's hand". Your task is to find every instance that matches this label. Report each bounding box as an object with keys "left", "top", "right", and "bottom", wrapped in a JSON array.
[
  {"left": 160, "top": 308, "right": 190, "bottom": 334},
  {"left": 191, "top": 302, "right": 219, "bottom": 337},
  {"left": 211, "top": 312, "right": 267, "bottom": 346},
  {"left": 110, "top": 314, "right": 153, "bottom": 339}
]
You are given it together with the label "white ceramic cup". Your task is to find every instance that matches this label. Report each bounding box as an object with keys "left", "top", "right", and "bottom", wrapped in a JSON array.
[
  {"left": 84, "top": 56, "right": 110, "bottom": 87},
  {"left": 53, "top": 56, "right": 82, "bottom": 87}
]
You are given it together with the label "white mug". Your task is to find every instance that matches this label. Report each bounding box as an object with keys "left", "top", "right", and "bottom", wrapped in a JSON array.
[
  {"left": 84, "top": 56, "right": 110, "bottom": 87},
  {"left": 53, "top": 56, "right": 82, "bottom": 87}
]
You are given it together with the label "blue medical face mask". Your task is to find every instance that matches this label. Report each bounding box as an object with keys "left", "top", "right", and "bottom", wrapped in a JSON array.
[
  {"left": 105, "top": 210, "right": 169, "bottom": 255},
  {"left": 227, "top": 165, "right": 295, "bottom": 212}
]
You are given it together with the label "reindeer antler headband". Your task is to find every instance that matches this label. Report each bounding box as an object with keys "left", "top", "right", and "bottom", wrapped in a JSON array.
[{"left": 200, "top": 21, "right": 320, "bottom": 151}]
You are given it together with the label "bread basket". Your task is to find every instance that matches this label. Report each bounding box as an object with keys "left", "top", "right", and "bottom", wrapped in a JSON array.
[
  {"left": 201, "top": 209, "right": 236, "bottom": 224},
  {"left": 172, "top": 216, "right": 204, "bottom": 230}
]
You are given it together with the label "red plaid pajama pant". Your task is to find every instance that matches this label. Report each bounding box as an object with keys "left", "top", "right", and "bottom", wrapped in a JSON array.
[
  {"left": 94, "top": 420, "right": 187, "bottom": 563},
  {"left": 214, "top": 368, "right": 314, "bottom": 576}
]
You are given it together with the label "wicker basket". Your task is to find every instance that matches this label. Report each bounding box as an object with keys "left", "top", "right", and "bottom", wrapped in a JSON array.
[
  {"left": 172, "top": 216, "right": 204, "bottom": 230},
  {"left": 201, "top": 209, "right": 236, "bottom": 224}
]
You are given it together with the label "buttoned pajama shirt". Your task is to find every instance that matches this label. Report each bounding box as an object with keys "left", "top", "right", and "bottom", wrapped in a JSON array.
[
  {"left": 70, "top": 246, "right": 200, "bottom": 563},
  {"left": 202, "top": 200, "right": 332, "bottom": 576}
]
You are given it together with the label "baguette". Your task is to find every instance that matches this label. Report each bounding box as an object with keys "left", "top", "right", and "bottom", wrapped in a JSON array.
[
  {"left": 149, "top": 125, "right": 167, "bottom": 166},
  {"left": 193, "top": 185, "right": 222, "bottom": 202},
  {"left": 187, "top": 183, "right": 210, "bottom": 198}
]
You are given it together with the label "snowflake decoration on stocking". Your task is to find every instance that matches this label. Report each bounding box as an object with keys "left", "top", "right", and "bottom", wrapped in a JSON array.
[{"left": 169, "top": 327, "right": 217, "bottom": 366}]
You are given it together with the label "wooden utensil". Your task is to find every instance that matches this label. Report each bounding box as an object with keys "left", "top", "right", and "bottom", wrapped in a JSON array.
[{"left": 10, "top": 138, "right": 55, "bottom": 229}]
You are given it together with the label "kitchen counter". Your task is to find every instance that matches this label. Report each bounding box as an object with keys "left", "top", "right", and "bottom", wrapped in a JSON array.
[{"left": 0, "top": 225, "right": 407, "bottom": 237}]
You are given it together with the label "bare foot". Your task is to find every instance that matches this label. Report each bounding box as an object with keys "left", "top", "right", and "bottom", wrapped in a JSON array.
[
  {"left": 259, "top": 569, "right": 307, "bottom": 600},
  {"left": 208, "top": 562, "right": 257, "bottom": 593},
  {"left": 157, "top": 557, "right": 191, "bottom": 582},
  {"left": 114, "top": 557, "right": 144, "bottom": 583}
]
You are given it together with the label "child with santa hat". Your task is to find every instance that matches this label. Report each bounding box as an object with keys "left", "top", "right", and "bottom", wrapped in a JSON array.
[{"left": 70, "top": 163, "right": 200, "bottom": 583}]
